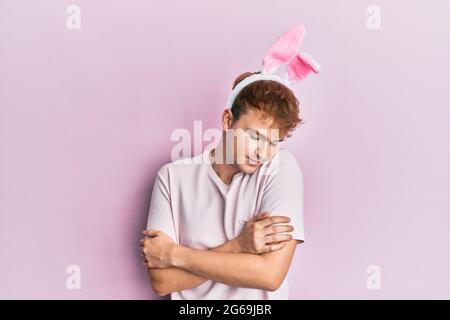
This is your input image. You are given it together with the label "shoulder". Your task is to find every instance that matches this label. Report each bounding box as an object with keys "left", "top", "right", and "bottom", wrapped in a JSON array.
[
  {"left": 265, "top": 148, "right": 303, "bottom": 175},
  {"left": 157, "top": 151, "right": 206, "bottom": 177},
  {"left": 260, "top": 148, "right": 304, "bottom": 193},
  {"left": 277, "top": 148, "right": 300, "bottom": 167}
]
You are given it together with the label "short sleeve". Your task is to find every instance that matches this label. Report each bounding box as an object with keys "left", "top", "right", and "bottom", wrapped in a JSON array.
[
  {"left": 259, "top": 153, "right": 305, "bottom": 243},
  {"left": 146, "top": 165, "right": 179, "bottom": 244}
]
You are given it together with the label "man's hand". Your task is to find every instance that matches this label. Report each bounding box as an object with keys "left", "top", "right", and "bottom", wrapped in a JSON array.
[
  {"left": 236, "top": 212, "right": 294, "bottom": 254},
  {"left": 140, "top": 230, "right": 176, "bottom": 269}
]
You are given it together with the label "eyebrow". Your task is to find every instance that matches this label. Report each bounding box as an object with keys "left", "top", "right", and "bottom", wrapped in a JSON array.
[{"left": 246, "top": 128, "right": 284, "bottom": 143}]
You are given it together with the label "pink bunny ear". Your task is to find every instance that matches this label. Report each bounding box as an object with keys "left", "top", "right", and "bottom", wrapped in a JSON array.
[
  {"left": 287, "top": 52, "right": 321, "bottom": 82},
  {"left": 262, "top": 24, "right": 306, "bottom": 74}
]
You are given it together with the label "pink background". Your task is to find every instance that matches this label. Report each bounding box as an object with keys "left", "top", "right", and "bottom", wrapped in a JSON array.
[{"left": 1, "top": 0, "right": 449, "bottom": 299}]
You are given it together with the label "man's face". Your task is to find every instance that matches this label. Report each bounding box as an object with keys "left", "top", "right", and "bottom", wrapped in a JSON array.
[{"left": 222, "top": 108, "right": 284, "bottom": 174}]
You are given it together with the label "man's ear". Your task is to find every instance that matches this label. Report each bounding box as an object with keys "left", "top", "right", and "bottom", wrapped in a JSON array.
[{"left": 221, "top": 108, "right": 234, "bottom": 130}]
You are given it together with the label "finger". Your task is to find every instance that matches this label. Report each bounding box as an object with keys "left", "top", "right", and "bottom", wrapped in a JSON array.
[
  {"left": 264, "top": 224, "right": 294, "bottom": 235},
  {"left": 259, "top": 216, "right": 291, "bottom": 227},
  {"left": 140, "top": 240, "right": 149, "bottom": 248},
  {"left": 140, "top": 244, "right": 149, "bottom": 254},
  {"left": 142, "top": 230, "right": 161, "bottom": 237},
  {"left": 265, "top": 233, "right": 293, "bottom": 244},
  {"left": 262, "top": 241, "right": 287, "bottom": 253},
  {"left": 252, "top": 212, "right": 271, "bottom": 222},
  {"left": 140, "top": 238, "right": 153, "bottom": 248}
]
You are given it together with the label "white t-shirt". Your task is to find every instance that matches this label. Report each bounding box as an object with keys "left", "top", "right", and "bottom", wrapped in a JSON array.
[{"left": 146, "top": 147, "right": 305, "bottom": 299}]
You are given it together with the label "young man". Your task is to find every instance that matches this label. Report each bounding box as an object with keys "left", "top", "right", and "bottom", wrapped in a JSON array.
[{"left": 140, "top": 71, "right": 306, "bottom": 299}]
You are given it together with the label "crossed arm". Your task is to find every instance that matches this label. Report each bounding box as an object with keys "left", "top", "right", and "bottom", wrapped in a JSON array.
[
  {"left": 146, "top": 237, "right": 298, "bottom": 296},
  {"left": 147, "top": 238, "right": 240, "bottom": 296}
]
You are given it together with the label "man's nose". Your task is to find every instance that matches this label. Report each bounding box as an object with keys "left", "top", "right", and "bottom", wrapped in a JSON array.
[{"left": 256, "top": 145, "right": 269, "bottom": 163}]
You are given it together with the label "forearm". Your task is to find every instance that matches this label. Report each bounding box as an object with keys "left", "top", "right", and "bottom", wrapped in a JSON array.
[
  {"left": 169, "top": 245, "right": 274, "bottom": 291},
  {"left": 149, "top": 239, "right": 241, "bottom": 296}
]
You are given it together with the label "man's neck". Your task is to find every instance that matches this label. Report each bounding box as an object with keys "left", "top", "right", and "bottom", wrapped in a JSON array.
[{"left": 209, "top": 147, "right": 239, "bottom": 185}]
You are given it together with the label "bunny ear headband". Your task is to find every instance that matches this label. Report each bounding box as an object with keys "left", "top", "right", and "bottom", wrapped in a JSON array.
[{"left": 226, "top": 24, "right": 321, "bottom": 108}]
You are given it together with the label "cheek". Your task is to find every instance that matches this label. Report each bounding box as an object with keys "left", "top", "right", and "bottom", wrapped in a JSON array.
[
  {"left": 233, "top": 133, "right": 250, "bottom": 155},
  {"left": 247, "top": 140, "right": 259, "bottom": 154}
]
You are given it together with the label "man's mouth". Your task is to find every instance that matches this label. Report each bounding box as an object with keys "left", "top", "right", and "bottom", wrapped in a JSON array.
[{"left": 246, "top": 157, "right": 261, "bottom": 166}]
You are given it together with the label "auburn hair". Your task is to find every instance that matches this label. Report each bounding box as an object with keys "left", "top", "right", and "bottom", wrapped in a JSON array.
[{"left": 230, "top": 71, "right": 303, "bottom": 138}]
